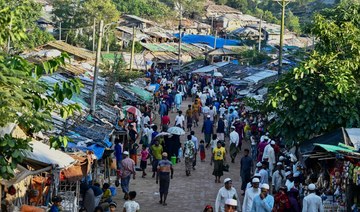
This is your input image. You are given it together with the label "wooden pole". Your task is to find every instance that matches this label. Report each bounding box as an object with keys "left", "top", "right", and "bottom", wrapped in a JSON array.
[{"left": 130, "top": 26, "right": 136, "bottom": 71}]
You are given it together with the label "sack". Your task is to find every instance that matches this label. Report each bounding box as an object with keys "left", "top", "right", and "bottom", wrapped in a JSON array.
[{"left": 223, "top": 164, "right": 229, "bottom": 172}]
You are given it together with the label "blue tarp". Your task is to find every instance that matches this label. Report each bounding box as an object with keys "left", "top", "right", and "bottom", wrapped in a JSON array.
[
  {"left": 174, "top": 33, "right": 241, "bottom": 49},
  {"left": 67, "top": 142, "right": 105, "bottom": 159}
]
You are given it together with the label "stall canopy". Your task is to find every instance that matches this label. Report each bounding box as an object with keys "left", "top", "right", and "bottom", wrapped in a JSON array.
[
  {"left": 23, "top": 141, "right": 75, "bottom": 169},
  {"left": 192, "top": 62, "right": 229, "bottom": 73},
  {"left": 300, "top": 128, "right": 345, "bottom": 154},
  {"left": 299, "top": 128, "right": 360, "bottom": 154},
  {"left": 127, "top": 85, "right": 153, "bottom": 102}
]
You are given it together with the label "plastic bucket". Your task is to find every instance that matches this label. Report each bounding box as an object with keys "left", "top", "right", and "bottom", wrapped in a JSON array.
[{"left": 171, "top": 156, "right": 177, "bottom": 165}]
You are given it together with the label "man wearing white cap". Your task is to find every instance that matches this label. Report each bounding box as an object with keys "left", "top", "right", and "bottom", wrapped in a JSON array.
[
  {"left": 215, "top": 178, "right": 240, "bottom": 212},
  {"left": 120, "top": 151, "right": 136, "bottom": 199},
  {"left": 246, "top": 173, "right": 262, "bottom": 190},
  {"left": 302, "top": 184, "right": 323, "bottom": 212},
  {"left": 272, "top": 162, "right": 286, "bottom": 193},
  {"left": 251, "top": 183, "right": 274, "bottom": 212},
  {"left": 285, "top": 171, "right": 294, "bottom": 191},
  {"left": 225, "top": 198, "right": 238, "bottom": 212},
  {"left": 242, "top": 178, "right": 261, "bottom": 212},
  {"left": 259, "top": 162, "right": 269, "bottom": 184},
  {"left": 229, "top": 126, "right": 240, "bottom": 163},
  {"left": 262, "top": 140, "right": 276, "bottom": 177}
]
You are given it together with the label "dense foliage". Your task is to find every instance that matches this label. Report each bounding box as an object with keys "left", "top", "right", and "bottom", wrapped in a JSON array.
[
  {"left": 0, "top": 0, "right": 54, "bottom": 52},
  {"left": 0, "top": 0, "right": 83, "bottom": 179},
  {"left": 264, "top": 1, "right": 360, "bottom": 142}
]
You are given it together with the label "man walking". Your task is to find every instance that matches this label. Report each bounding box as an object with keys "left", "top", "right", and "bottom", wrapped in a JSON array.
[
  {"left": 229, "top": 126, "right": 239, "bottom": 163},
  {"left": 215, "top": 178, "right": 240, "bottom": 212},
  {"left": 156, "top": 152, "right": 174, "bottom": 206},
  {"left": 184, "top": 134, "right": 195, "bottom": 176},
  {"left": 217, "top": 116, "right": 225, "bottom": 143},
  {"left": 242, "top": 178, "right": 261, "bottom": 212},
  {"left": 240, "top": 149, "right": 253, "bottom": 195},
  {"left": 191, "top": 131, "right": 199, "bottom": 170},
  {"left": 251, "top": 183, "right": 274, "bottom": 212},
  {"left": 302, "top": 184, "right": 324, "bottom": 212},
  {"left": 202, "top": 115, "right": 213, "bottom": 147},
  {"left": 120, "top": 151, "right": 136, "bottom": 200}
]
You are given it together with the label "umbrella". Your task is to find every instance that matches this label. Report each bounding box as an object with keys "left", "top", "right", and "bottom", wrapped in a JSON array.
[
  {"left": 154, "top": 132, "right": 172, "bottom": 139},
  {"left": 123, "top": 105, "right": 142, "bottom": 117},
  {"left": 167, "top": 127, "right": 185, "bottom": 135}
]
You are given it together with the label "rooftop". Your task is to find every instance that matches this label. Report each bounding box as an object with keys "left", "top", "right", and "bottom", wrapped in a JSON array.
[
  {"left": 44, "top": 41, "right": 96, "bottom": 60},
  {"left": 206, "top": 4, "right": 242, "bottom": 15}
]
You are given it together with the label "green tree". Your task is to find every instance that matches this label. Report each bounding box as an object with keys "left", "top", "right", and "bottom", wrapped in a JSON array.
[
  {"left": 0, "top": 0, "right": 83, "bottom": 179},
  {"left": 264, "top": 1, "right": 360, "bottom": 142},
  {"left": 0, "top": 0, "right": 49, "bottom": 52},
  {"left": 101, "top": 54, "right": 144, "bottom": 104},
  {"left": 82, "top": 0, "right": 120, "bottom": 25},
  {"left": 285, "top": 10, "right": 301, "bottom": 34},
  {"left": 113, "top": 0, "right": 174, "bottom": 21}
]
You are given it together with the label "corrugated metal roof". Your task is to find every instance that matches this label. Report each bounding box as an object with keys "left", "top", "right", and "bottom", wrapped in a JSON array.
[{"left": 45, "top": 41, "right": 95, "bottom": 60}]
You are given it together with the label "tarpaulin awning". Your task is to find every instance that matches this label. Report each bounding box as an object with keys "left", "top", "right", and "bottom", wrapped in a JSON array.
[
  {"left": 23, "top": 141, "right": 75, "bottom": 169},
  {"left": 313, "top": 143, "right": 355, "bottom": 153},
  {"left": 192, "top": 62, "right": 229, "bottom": 73},
  {"left": 300, "top": 128, "right": 345, "bottom": 154},
  {"left": 67, "top": 142, "right": 105, "bottom": 160},
  {"left": 128, "top": 85, "right": 153, "bottom": 102}
]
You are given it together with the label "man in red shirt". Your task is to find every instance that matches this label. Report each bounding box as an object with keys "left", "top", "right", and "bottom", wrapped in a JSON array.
[{"left": 161, "top": 114, "right": 170, "bottom": 132}]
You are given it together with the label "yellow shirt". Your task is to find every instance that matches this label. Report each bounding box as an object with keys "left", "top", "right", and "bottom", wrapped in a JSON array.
[{"left": 213, "top": 147, "right": 226, "bottom": 161}]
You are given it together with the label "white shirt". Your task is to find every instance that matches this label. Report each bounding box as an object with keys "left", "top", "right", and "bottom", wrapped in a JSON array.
[
  {"left": 230, "top": 131, "right": 239, "bottom": 146},
  {"left": 272, "top": 170, "right": 286, "bottom": 192},
  {"left": 242, "top": 187, "right": 261, "bottom": 212},
  {"left": 219, "top": 107, "right": 226, "bottom": 117},
  {"left": 262, "top": 143, "right": 270, "bottom": 160},
  {"left": 215, "top": 187, "right": 240, "bottom": 212},
  {"left": 264, "top": 145, "right": 276, "bottom": 172},
  {"left": 259, "top": 169, "right": 269, "bottom": 184},
  {"left": 175, "top": 115, "right": 185, "bottom": 127},
  {"left": 210, "top": 139, "right": 219, "bottom": 150},
  {"left": 202, "top": 106, "right": 210, "bottom": 115},
  {"left": 191, "top": 135, "right": 199, "bottom": 151},
  {"left": 302, "top": 193, "right": 324, "bottom": 212},
  {"left": 143, "top": 116, "right": 150, "bottom": 126},
  {"left": 286, "top": 179, "right": 294, "bottom": 191},
  {"left": 123, "top": 200, "right": 140, "bottom": 212},
  {"left": 147, "top": 128, "right": 154, "bottom": 143}
]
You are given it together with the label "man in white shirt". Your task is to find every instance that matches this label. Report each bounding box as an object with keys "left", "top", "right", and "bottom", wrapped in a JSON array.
[
  {"left": 259, "top": 163, "right": 269, "bottom": 184},
  {"left": 263, "top": 140, "right": 276, "bottom": 176},
  {"left": 191, "top": 131, "right": 199, "bottom": 170},
  {"left": 202, "top": 105, "right": 210, "bottom": 117},
  {"left": 272, "top": 162, "right": 286, "bottom": 193},
  {"left": 219, "top": 104, "right": 226, "bottom": 117},
  {"left": 229, "top": 126, "right": 239, "bottom": 163},
  {"left": 285, "top": 171, "right": 294, "bottom": 191},
  {"left": 174, "top": 111, "right": 185, "bottom": 128},
  {"left": 215, "top": 178, "right": 240, "bottom": 212},
  {"left": 242, "top": 178, "right": 261, "bottom": 212},
  {"left": 302, "top": 184, "right": 324, "bottom": 212}
]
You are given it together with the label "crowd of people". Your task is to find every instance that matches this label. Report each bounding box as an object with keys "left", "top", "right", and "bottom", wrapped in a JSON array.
[{"left": 51, "top": 66, "right": 326, "bottom": 212}]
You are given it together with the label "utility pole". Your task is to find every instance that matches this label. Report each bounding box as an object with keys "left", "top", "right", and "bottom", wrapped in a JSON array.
[
  {"left": 130, "top": 26, "right": 136, "bottom": 71},
  {"left": 275, "top": 0, "right": 293, "bottom": 75},
  {"left": 178, "top": 1, "right": 182, "bottom": 73},
  {"left": 59, "top": 22, "right": 61, "bottom": 41},
  {"left": 258, "top": 15, "right": 262, "bottom": 52},
  {"left": 92, "top": 18, "right": 96, "bottom": 52},
  {"left": 214, "top": 30, "right": 217, "bottom": 49},
  {"left": 90, "top": 20, "right": 104, "bottom": 114}
]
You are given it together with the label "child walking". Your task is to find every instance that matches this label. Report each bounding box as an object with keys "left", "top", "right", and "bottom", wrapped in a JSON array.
[
  {"left": 140, "top": 145, "right": 149, "bottom": 178},
  {"left": 199, "top": 140, "right": 206, "bottom": 162}
]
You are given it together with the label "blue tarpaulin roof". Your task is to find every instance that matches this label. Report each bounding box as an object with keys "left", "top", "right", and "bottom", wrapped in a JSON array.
[
  {"left": 174, "top": 34, "right": 241, "bottom": 49},
  {"left": 67, "top": 142, "right": 105, "bottom": 159}
]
